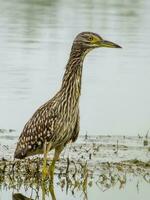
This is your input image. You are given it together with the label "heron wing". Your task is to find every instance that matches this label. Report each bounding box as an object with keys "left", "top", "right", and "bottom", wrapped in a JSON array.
[{"left": 14, "top": 101, "right": 57, "bottom": 159}]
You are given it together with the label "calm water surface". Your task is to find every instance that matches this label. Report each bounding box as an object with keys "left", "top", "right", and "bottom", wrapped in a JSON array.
[
  {"left": 0, "top": 0, "right": 150, "bottom": 135},
  {"left": 1, "top": 178, "right": 150, "bottom": 200}
]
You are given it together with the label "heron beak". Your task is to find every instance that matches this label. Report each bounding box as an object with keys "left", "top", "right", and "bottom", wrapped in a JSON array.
[{"left": 100, "top": 40, "right": 122, "bottom": 48}]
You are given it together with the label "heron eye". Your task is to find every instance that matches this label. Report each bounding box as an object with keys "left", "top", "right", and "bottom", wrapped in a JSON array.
[{"left": 88, "top": 36, "right": 93, "bottom": 41}]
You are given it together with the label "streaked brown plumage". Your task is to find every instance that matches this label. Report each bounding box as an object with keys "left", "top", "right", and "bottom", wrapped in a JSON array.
[{"left": 14, "top": 32, "right": 121, "bottom": 160}]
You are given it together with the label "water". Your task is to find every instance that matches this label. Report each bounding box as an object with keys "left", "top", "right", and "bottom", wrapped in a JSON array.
[
  {"left": 0, "top": 131, "right": 150, "bottom": 200},
  {"left": 0, "top": 0, "right": 150, "bottom": 135},
  {"left": 0, "top": 0, "right": 150, "bottom": 199},
  {"left": 1, "top": 178, "right": 150, "bottom": 200}
]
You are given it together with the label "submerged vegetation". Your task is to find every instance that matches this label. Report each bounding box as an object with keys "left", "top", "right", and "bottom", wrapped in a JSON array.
[
  {"left": 0, "top": 130, "right": 150, "bottom": 199},
  {"left": 0, "top": 157, "right": 150, "bottom": 200}
]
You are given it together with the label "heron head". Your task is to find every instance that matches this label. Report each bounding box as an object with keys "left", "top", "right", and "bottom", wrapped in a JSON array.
[{"left": 74, "top": 32, "right": 122, "bottom": 49}]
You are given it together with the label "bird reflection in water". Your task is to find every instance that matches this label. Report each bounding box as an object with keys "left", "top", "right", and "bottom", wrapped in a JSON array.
[
  {"left": 12, "top": 193, "right": 34, "bottom": 200},
  {"left": 12, "top": 164, "right": 89, "bottom": 200},
  {"left": 12, "top": 181, "right": 56, "bottom": 200}
]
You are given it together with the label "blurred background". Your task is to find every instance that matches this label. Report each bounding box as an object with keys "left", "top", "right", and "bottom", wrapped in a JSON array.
[{"left": 0, "top": 0, "right": 150, "bottom": 136}]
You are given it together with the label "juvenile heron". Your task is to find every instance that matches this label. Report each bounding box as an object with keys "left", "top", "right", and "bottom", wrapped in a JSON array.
[{"left": 14, "top": 32, "right": 121, "bottom": 177}]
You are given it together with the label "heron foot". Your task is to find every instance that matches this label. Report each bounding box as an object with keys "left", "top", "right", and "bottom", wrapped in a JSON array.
[
  {"left": 42, "top": 159, "right": 49, "bottom": 180},
  {"left": 49, "top": 159, "right": 55, "bottom": 183}
]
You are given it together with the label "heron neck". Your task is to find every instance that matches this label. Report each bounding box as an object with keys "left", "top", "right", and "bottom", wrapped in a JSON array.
[{"left": 61, "top": 46, "right": 88, "bottom": 104}]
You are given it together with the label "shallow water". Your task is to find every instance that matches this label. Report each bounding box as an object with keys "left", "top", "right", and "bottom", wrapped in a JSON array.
[
  {"left": 0, "top": 132, "right": 150, "bottom": 200},
  {"left": 0, "top": 130, "right": 150, "bottom": 162},
  {"left": 1, "top": 177, "right": 149, "bottom": 200},
  {"left": 0, "top": 0, "right": 150, "bottom": 135}
]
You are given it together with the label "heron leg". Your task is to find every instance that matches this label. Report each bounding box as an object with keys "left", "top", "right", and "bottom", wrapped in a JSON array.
[
  {"left": 49, "top": 145, "right": 64, "bottom": 182},
  {"left": 42, "top": 142, "right": 51, "bottom": 180}
]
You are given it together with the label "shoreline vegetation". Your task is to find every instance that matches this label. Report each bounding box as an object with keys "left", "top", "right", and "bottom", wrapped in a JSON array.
[
  {"left": 0, "top": 129, "right": 150, "bottom": 199},
  {"left": 0, "top": 157, "right": 150, "bottom": 199}
]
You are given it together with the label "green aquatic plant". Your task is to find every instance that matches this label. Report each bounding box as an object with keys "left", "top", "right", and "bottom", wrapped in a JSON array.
[{"left": 0, "top": 157, "right": 150, "bottom": 200}]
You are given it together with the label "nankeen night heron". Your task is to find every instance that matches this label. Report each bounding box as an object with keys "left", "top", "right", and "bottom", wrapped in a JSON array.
[{"left": 14, "top": 32, "right": 121, "bottom": 178}]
